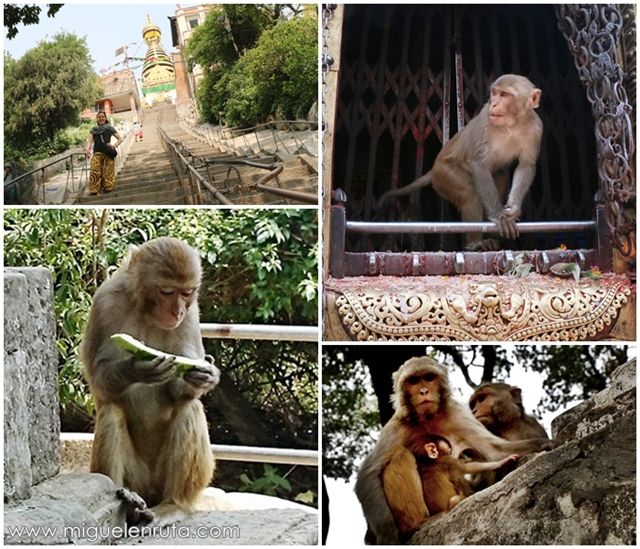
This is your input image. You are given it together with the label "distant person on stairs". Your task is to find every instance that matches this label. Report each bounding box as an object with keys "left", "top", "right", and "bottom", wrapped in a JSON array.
[
  {"left": 85, "top": 111, "right": 122, "bottom": 194},
  {"left": 134, "top": 122, "right": 144, "bottom": 142}
]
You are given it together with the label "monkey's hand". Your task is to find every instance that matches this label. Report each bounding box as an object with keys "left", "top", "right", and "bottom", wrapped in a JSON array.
[
  {"left": 130, "top": 355, "right": 176, "bottom": 385},
  {"left": 117, "top": 488, "right": 154, "bottom": 526},
  {"left": 499, "top": 454, "right": 519, "bottom": 467},
  {"left": 503, "top": 203, "right": 522, "bottom": 220},
  {"left": 492, "top": 210, "right": 520, "bottom": 240},
  {"left": 183, "top": 359, "right": 220, "bottom": 393}
]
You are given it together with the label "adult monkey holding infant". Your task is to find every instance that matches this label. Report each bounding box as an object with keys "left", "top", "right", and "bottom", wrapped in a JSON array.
[
  {"left": 377, "top": 74, "right": 543, "bottom": 250},
  {"left": 355, "top": 357, "right": 550, "bottom": 544}
]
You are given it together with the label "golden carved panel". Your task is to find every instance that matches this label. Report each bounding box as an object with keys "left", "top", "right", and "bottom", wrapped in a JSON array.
[{"left": 326, "top": 274, "right": 633, "bottom": 341}]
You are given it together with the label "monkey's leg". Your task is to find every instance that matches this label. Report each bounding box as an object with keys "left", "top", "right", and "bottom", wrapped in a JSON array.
[
  {"left": 91, "top": 404, "right": 153, "bottom": 490},
  {"left": 382, "top": 448, "right": 428, "bottom": 536},
  {"left": 447, "top": 494, "right": 465, "bottom": 510},
  {"left": 92, "top": 404, "right": 155, "bottom": 524},
  {"left": 432, "top": 163, "right": 499, "bottom": 251},
  {"left": 457, "top": 195, "right": 502, "bottom": 251},
  {"left": 151, "top": 399, "right": 215, "bottom": 526}
]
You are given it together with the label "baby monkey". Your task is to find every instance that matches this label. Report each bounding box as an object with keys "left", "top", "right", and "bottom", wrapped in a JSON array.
[{"left": 417, "top": 434, "right": 518, "bottom": 515}]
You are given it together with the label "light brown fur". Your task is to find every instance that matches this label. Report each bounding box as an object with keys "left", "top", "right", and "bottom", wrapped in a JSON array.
[
  {"left": 82, "top": 237, "right": 219, "bottom": 526},
  {"left": 417, "top": 435, "right": 517, "bottom": 516}
]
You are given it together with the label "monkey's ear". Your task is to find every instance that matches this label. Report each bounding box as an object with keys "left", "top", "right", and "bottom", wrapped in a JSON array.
[
  {"left": 425, "top": 443, "right": 439, "bottom": 459},
  {"left": 123, "top": 244, "right": 141, "bottom": 270},
  {"left": 510, "top": 387, "right": 523, "bottom": 403},
  {"left": 530, "top": 88, "right": 542, "bottom": 109}
]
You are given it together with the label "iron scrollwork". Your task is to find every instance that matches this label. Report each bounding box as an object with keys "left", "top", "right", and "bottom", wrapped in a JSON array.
[{"left": 556, "top": 5, "right": 636, "bottom": 258}]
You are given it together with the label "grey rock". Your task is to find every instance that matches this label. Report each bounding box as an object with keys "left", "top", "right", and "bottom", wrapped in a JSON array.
[
  {"left": 4, "top": 268, "right": 60, "bottom": 491},
  {"left": 4, "top": 473, "right": 124, "bottom": 545},
  {"left": 410, "top": 359, "right": 636, "bottom": 545}
]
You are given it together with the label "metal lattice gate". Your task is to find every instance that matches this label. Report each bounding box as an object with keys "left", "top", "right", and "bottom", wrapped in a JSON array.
[{"left": 332, "top": 4, "right": 599, "bottom": 253}]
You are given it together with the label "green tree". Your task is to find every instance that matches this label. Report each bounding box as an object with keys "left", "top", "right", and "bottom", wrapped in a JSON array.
[
  {"left": 187, "top": 4, "right": 273, "bottom": 70},
  {"left": 224, "top": 14, "right": 317, "bottom": 126},
  {"left": 512, "top": 345, "right": 629, "bottom": 413},
  {"left": 188, "top": 6, "right": 317, "bottom": 126},
  {"left": 4, "top": 3, "right": 63, "bottom": 39},
  {"left": 4, "top": 32, "right": 101, "bottom": 159}
]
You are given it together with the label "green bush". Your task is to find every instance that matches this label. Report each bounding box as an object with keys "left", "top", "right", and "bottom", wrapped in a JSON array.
[{"left": 224, "top": 15, "right": 317, "bottom": 126}]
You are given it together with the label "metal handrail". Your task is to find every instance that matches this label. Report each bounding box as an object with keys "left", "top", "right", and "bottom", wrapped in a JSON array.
[
  {"left": 347, "top": 220, "right": 597, "bottom": 235},
  {"left": 6, "top": 152, "right": 87, "bottom": 205},
  {"left": 158, "top": 127, "right": 234, "bottom": 205},
  {"left": 201, "top": 323, "right": 318, "bottom": 342},
  {"left": 160, "top": 128, "right": 316, "bottom": 205},
  {"left": 60, "top": 433, "right": 318, "bottom": 466},
  {"left": 179, "top": 116, "right": 318, "bottom": 158}
]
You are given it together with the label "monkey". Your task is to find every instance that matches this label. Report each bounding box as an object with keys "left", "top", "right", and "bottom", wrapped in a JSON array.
[
  {"left": 469, "top": 382, "right": 549, "bottom": 441},
  {"left": 377, "top": 74, "right": 543, "bottom": 250},
  {"left": 415, "top": 434, "right": 518, "bottom": 515},
  {"left": 355, "top": 356, "right": 549, "bottom": 544},
  {"left": 81, "top": 237, "right": 220, "bottom": 527}
]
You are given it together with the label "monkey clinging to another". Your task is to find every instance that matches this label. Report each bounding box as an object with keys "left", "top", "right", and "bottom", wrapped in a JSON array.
[
  {"left": 377, "top": 74, "right": 543, "bottom": 251},
  {"left": 81, "top": 237, "right": 220, "bottom": 527}
]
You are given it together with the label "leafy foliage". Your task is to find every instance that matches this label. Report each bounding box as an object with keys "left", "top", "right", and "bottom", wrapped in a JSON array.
[
  {"left": 187, "top": 4, "right": 272, "bottom": 70},
  {"left": 322, "top": 349, "right": 380, "bottom": 479},
  {"left": 4, "top": 33, "right": 102, "bottom": 162},
  {"left": 224, "top": 15, "right": 318, "bottom": 126},
  {"left": 239, "top": 464, "right": 292, "bottom": 496},
  {"left": 4, "top": 209, "right": 318, "bottom": 426},
  {"left": 187, "top": 6, "right": 317, "bottom": 126},
  {"left": 4, "top": 3, "right": 63, "bottom": 39}
]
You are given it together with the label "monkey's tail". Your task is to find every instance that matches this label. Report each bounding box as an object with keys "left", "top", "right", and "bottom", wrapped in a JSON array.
[{"left": 376, "top": 171, "right": 433, "bottom": 211}]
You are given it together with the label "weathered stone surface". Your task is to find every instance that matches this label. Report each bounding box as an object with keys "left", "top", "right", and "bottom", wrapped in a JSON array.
[
  {"left": 4, "top": 268, "right": 60, "bottom": 492},
  {"left": 552, "top": 358, "right": 636, "bottom": 444},
  {"left": 411, "top": 359, "right": 636, "bottom": 545},
  {"left": 4, "top": 473, "right": 124, "bottom": 545},
  {"left": 5, "top": 473, "right": 317, "bottom": 545},
  {"left": 116, "top": 509, "right": 318, "bottom": 545},
  {"left": 4, "top": 273, "right": 33, "bottom": 501}
]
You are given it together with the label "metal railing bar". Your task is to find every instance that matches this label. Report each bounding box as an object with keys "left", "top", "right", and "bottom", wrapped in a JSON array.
[
  {"left": 60, "top": 433, "right": 318, "bottom": 466},
  {"left": 347, "top": 220, "right": 597, "bottom": 235},
  {"left": 201, "top": 323, "right": 318, "bottom": 342}
]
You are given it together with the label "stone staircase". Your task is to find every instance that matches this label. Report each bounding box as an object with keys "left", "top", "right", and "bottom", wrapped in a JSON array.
[{"left": 76, "top": 104, "right": 317, "bottom": 206}]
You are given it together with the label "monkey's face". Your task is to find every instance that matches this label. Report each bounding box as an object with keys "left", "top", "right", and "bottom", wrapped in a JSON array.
[
  {"left": 404, "top": 371, "right": 441, "bottom": 416},
  {"left": 151, "top": 286, "right": 197, "bottom": 330},
  {"left": 470, "top": 391, "right": 497, "bottom": 427},
  {"left": 489, "top": 87, "right": 519, "bottom": 127}
]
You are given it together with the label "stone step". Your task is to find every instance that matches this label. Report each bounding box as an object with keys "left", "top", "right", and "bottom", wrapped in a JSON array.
[
  {"left": 77, "top": 187, "right": 186, "bottom": 205},
  {"left": 117, "top": 166, "right": 177, "bottom": 182},
  {"left": 109, "top": 178, "right": 180, "bottom": 194},
  {"left": 5, "top": 474, "right": 123, "bottom": 544}
]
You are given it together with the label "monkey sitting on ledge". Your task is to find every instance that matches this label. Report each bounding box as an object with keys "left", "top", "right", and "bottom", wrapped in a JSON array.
[
  {"left": 82, "top": 237, "right": 220, "bottom": 527},
  {"left": 377, "top": 74, "right": 543, "bottom": 251}
]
